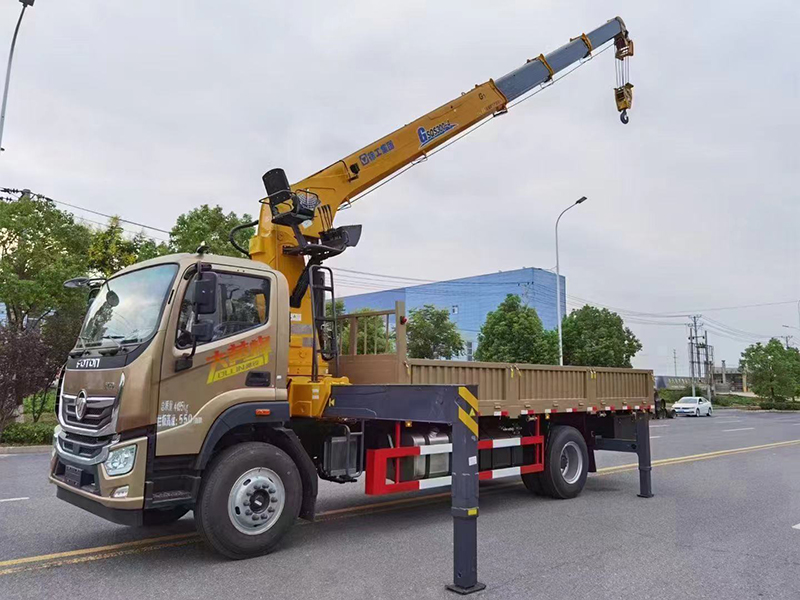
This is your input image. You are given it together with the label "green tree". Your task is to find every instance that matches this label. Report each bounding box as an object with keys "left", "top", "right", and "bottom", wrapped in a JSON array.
[
  {"left": 0, "top": 193, "right": 91, "bottom": 330},
  {"left": 474, "top": 294, "right": 558, "bottom": 364},
  {"left": 28, "top": 296, "right": 88, "bottom": 422},
  {"left": 170, "top": 204, "right": 255, "bottom": 257},
  {"left": 407, "top": 304, "right": 464, "bottom": 359},
  {"left": 561, "top": 305, "right": 642, "bottom": 368},
  {"left": 327, "top": 301, "right": 395, "bottom": 355},
  {"left": 87, "top": 217, "right": 139, "bottom": 277},
  {"left": 740, "top": 339, "right": 800, "bottom": 402},
  {"left": 88, "top": 218, "right": 171, "bottom": 277},
  {"left": 0, "top": 326, "right": 52, "bottom": 433},
  {"left": 133, "top": 233, "right": 170, "bottom": 262}
]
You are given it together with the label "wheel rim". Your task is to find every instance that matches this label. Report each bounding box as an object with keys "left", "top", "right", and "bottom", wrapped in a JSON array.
[
  {"left": 559, "top": 441, "right": 583, "bottom": 485},
  {"left": 228, "top": 467, "right": 286, "bottom": 535}
]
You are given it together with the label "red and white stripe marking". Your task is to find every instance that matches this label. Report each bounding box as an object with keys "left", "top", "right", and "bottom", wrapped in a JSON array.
[{"left": 492, "top": 410, "right": 510, "bottom": 417}]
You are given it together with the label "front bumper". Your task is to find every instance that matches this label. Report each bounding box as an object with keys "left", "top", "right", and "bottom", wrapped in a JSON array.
[{"left": 50, "top": 429, "right": 148, "bottom": 519}]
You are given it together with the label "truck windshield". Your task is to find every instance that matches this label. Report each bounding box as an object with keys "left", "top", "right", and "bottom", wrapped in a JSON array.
[{"left": 80, "top": 264, "right": 178, "bottom": 346}]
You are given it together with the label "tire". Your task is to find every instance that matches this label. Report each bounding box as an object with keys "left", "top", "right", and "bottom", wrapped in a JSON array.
[
  {"left": 539, "top": 426, "right": 589, "bottom": 500},
  {"left": 707, "top": 407, "right": 713, "bottom": 417},
  {"left": 195, "top": 442, "right": 302, "bottom": 559},
  {"left": 521, "top": 471, "right": 546, "bottom": 496},
  {"left": 142, "top": 507, "right": 189, "bottom": 526},
  {"left": 695, "top": 409, "right": 700, "bottom": 417}
]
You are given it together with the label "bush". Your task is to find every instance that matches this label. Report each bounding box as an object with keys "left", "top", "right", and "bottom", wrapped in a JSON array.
[
  {"left": 759, "top": 400, "right": 800, "bottom": 411},
  {"left": 0, "top": 422, "right": 55, "bottom": 445},
  {"left": 713, "top": 394, "right": 759, "bottom": 407}
]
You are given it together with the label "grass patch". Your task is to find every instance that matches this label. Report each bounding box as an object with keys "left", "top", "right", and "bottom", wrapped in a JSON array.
[
  {"left": 20, "top": 389, "right": 58, "bottom": 423},
  {"left": 0, "top": 422, "right": 55, "bottom": 445}
]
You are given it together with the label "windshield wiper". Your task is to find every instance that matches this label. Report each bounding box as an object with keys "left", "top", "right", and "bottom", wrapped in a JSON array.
[
  {"left": 69, "top": 335, "right": 90, "bottom": 358},
  {"left": 99, "top": 337, "right": 122, "bottom": 356}
]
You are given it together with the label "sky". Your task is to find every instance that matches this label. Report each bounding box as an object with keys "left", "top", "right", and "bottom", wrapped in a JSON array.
[{"left": 1, "top": 1, "right": 798, "bottom": 375}]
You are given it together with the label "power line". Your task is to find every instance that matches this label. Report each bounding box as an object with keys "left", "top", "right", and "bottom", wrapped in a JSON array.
[{"left": 1, "top": 187, "right": 172, "bottom": 235}]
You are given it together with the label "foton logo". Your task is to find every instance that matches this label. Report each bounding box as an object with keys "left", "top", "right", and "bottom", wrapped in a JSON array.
[{"left": 76, "top": 358, "right": 100, "bottom": 369}]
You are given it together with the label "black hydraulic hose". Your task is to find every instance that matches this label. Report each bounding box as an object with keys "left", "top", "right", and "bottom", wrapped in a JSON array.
[{"left": 229, "top": 220, "right": 259, "bottom": 257}]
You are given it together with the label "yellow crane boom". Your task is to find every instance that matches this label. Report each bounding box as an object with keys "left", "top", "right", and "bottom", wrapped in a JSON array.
[{"left": 247, "top": 16, "right": 633, "bottom": 398}]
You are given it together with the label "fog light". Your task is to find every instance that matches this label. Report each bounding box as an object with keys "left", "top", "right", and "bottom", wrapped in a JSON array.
[
  {"left": 112, "top": 486, "right": 129, "bottom": 499},
  {"left": 104, "top": 445, "right": 136, "bottom": 476}
]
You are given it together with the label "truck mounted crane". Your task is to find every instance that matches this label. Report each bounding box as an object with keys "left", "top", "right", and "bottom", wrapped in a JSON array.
[{"left": 50, "top": 17, "right": 646, "bottom": 566}]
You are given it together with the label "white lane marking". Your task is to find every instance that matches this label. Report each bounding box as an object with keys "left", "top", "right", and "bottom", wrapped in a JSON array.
[
  {"left": 0, "top": 497, "right": 29, "bottom": 503},
  {"left": 722, "top": 427, "right": 755, "bottom": 433},
  {"left": 650, "top": 425, "right": 670, "bottom": 429},
  {"left": 793, "top": 523, "right": 800, "bottom": 530},
  {"left": 650, "top": 436, "right": 661, "bottom": 439}
]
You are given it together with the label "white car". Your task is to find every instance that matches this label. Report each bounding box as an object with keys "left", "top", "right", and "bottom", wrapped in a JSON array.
[{"left": 672, "top": 396, "right": 713, "bottom": 417}]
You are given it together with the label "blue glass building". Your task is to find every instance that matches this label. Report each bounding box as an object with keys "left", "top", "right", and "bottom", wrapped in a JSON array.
[{"left": 340, "top": 267, "right": 566, "bottom": 360}]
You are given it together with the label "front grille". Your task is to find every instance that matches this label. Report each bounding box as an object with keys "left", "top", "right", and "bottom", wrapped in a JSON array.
[
  {"left": 58, "top": 431, "right": 113, "bottom": 461},
  {"left": 61, "top": 393, "right": 115, "bottom": 431}
]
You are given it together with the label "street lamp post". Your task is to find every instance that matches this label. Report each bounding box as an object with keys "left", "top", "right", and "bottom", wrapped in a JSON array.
[
  {"left": 0, "top": 0, "right": 35, "bottom": 155},
  {"left": 555, "top": 196, "right": 587, "bottom": 366}
]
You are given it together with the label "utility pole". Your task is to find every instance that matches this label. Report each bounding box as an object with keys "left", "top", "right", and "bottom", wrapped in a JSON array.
[
  {"left": 781, "top": 335, "right": 793, "bottom": 350},
  {"left": 673, "top": 349, "right": 678, "bottom": 376},
  {"left": 0, "top": 0, "right": 35, "bottom": 155},
  {"left": 688, "top": 316, "right": 701, "bottom": 396},
  {"left": 703, "top": 331, "right": 713, "bottom": 400}
]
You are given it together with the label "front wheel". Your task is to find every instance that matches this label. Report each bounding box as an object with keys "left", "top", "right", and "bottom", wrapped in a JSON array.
[
  {"left": 538, "top": 426, "right": 589, "bottom": 499},
  {"left": 707, "top": 407, "right": 713, "bottom": 417},
  {"left": 695, "top": 409, "right": 700, "bottom": 417},
  {"left": 195, "top": 442, "right": 302, "bottom": 559}
]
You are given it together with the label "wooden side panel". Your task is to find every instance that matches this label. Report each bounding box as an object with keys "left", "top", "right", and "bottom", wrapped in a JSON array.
[
  {"left": 516, "top": 365, "right": 588, "bottom": 413},
  {"left": 336, "top": 354, "right": 403, "bottom": 385},
  {"left": 595, "top": 369, "right": 652, "bottom": 405},
  {"left": 334, "top": 352, "right": 653, "bottom": 416},
  {"left": 409, "top": 360, "right": 512, "bottom": 411}
]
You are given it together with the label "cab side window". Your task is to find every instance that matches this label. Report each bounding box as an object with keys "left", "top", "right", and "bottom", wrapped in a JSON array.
[{"left": 177, "top": 272, "right": 270, "bottom": 348}]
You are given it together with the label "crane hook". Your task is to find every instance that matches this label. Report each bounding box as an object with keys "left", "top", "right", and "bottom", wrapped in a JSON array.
[{"left": 620, "top": 110, "right": 629, "bottom": 125}]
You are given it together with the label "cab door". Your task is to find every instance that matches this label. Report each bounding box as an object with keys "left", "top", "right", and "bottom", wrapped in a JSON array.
[{"left": 156, "top": 265, "right": 281, "bottom": 456}]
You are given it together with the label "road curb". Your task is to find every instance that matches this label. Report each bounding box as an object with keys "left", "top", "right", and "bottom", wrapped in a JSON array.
[{"left": 0, "top": 445, "right": 51, "bottom": 455}]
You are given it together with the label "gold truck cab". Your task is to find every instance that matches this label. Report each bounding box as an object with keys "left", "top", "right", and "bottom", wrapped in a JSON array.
[{"left": 50, "top": 253, "right": 294, "bottom": 526}]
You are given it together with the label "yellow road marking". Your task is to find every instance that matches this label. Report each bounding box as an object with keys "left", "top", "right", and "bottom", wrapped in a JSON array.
[
  {"left": 595, "top": 438, "right": 800, "bottom": 475},
  {"left": 0, "top": 539, "right": 198, "bottom": 576},
  {"left": 2, "top": 438, "right": 798, "bottom": 575},
  {"left": 458, "top": 387, "right": 479, "bottom": 412},
  {"left": 458, "top": 406, "right": 479, "bottom": 436},
  {"left": 0, "top": 532, "right": 198, "bottom": 569}
]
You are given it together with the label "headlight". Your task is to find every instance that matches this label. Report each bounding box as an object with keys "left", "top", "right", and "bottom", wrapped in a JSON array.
[{"left": 104, "top": 445, "right": 136, "bottom": 476}]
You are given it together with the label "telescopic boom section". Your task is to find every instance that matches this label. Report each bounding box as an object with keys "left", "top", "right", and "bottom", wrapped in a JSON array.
[
  {"left": 252, "top": 17, "right": 631, "bottom": 245},
  {"left": 248, "top": 16, "right": 632, "bottom": 383}
]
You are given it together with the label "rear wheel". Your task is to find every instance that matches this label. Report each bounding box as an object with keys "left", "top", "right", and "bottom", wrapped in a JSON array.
[
  {"left": 521, "top": 471, "right": 546, "bottom": 495},
  {"left": 539, "top": 426, "right": 589, "bottom": 499},
  {"left": 195, "top": 442, "right": 302, "bottom": 559}
]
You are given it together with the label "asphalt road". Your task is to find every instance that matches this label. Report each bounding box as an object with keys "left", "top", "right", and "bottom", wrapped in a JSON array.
[{"left": 1, "top": 409, "right": 799, "bottom": 599}]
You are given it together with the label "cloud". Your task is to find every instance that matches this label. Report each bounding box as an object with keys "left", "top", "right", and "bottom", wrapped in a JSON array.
[{"left": 1, "top": 0, "right": 797, "bottom": 374}]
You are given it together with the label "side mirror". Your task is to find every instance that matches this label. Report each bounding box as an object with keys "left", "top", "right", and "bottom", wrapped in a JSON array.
[{"left": 195, "top": 272, "right": 218, "bottom": 315}]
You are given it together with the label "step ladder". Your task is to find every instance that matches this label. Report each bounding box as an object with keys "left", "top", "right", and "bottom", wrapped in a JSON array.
[{"left": 308, "top": 264, "right": 339, "bottom": 381}]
